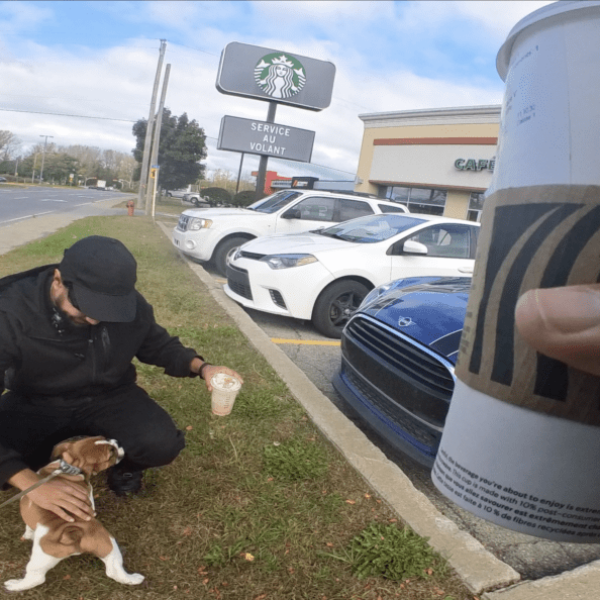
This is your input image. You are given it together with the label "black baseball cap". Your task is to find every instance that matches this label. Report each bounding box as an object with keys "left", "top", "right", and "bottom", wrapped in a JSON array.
[{"left": 59, "top": 236, "right": 138, "bottom": 322}]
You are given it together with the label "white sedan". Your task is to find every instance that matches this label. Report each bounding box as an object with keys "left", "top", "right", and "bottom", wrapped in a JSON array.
[{"left": 224, "top": 213, "right": 480, "bottom": 338}]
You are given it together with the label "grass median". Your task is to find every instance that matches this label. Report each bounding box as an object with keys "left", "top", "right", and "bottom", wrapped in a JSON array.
[{"left": 0, "top": 215, "right": 474, "bottom": 600}]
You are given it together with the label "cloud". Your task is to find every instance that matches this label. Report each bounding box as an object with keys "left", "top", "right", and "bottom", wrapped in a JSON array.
[
  {"left": 0, "top": 0, "right": 554, "bottom": 181},
  {"left": 0, "top": 1, "right": 53, "bottom": 35}
]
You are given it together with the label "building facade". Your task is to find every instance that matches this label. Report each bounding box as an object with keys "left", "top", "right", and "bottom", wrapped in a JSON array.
[{"left": 355, "top": 105, "right": 501, "bottom": 221}]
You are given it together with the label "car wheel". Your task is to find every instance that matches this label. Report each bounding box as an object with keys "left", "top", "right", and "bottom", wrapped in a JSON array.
[
  {"left": 193, "top": 198, "right": 201, "bottom": 206},
  {"left": 312, "top": 281, "right": 369, "bottom": 338},
  {"left": 167, "top": 192, "right": 173, "bottom": 197},
  {"left": 213, "top": 237, "right": 249, "bottom": 276}
]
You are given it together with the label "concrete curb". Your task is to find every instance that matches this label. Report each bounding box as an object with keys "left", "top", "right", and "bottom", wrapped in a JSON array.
[
  {"left": 157, "top": 222, "right": 519, "bottom": 594},
  {"left": 482, "top": 560, "right": 600, "bottom": 600}
]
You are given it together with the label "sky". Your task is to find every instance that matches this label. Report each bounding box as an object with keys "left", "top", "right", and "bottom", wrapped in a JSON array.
[{"left": 0, "top": 0, "right": 554, "bottom": 183}]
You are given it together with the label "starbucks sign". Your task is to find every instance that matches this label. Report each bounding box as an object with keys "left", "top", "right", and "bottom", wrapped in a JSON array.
[
  {"left": 254, "top": 53, "right": 306, "bottom": 99},
  {"left": 216, "top": 42, "right": 335, "bottom": 111}
]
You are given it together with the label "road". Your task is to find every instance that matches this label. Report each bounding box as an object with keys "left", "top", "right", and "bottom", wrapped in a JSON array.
[
  {"left": 0, "top": 185, "right": 128, "bottom": 228},
  {"left": 199, "top": 261, "right": 600, "bottom": 582}
]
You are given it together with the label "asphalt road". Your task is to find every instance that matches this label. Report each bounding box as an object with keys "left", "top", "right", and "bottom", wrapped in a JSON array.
[
  {"left": 0, "top": 185, "right": 128, "bottom": 227},
  {"left": 198, "top": 261, "right": 600, "bottom": 582}
]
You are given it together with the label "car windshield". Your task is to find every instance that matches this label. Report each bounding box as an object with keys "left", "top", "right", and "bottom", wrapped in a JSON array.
[
  {"left": 318, "top": 214, "right": 426, "bottom": 243},
  {"left": 247, "top": 191, "right": 302, "bottom": 214}
]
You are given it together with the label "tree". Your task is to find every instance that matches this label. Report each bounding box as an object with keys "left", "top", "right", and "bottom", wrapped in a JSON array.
[
  {"left": 0, "top": 130, "right": 21, "bottom": 161},
  {"left": 132, "top": 109, "right": 207, "bottom": 191}
]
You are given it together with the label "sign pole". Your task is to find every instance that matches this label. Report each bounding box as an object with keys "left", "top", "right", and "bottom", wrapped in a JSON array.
[
  {"left": 254, "top": 102, "right": 277, "bottom": 200},
  {"left": 235, "top": 153, "right": 245, "bottom": 194}
]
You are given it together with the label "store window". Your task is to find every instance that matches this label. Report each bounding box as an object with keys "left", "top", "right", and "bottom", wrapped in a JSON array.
[
  {"left": 383, "top": 186, "right": 446, "bottom": 215},
  {"left": 468, "top": 192, "right": 485, "bottom": 222}
]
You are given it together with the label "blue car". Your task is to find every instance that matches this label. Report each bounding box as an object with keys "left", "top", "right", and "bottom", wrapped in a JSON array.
[{"left": 332, "top": 276, "right": 470, "bottom": 468}]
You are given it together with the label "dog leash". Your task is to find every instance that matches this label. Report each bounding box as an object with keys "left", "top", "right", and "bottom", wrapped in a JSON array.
[{"left": 0, "top": 459, "right": 83, "bottom": 510}]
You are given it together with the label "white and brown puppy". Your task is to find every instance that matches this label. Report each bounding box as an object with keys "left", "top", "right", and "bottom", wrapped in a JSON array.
[{"left": 4, "top": 436, "right": 144, "bottom": 591}]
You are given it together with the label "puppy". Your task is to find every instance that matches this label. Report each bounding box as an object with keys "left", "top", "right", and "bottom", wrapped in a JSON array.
[{"left": 4, "top": 436, "right": 144, "bottom": 591}]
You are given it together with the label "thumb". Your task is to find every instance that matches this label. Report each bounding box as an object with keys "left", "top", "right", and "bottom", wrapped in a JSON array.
[{"left": 515, "top": 284, "right": 600, "bottom": 376}]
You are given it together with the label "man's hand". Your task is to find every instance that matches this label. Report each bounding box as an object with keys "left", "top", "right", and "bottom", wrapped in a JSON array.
[
  {"left": 515, "top": 284, "right": 600, "bottom": 376},
  {"left": 8, "top": 469, "right": 95, "bottom": 522},
  {"left": 200, "top": 365, "right": 244, "bottom": 392},
  {"left": 190, "top": 358, "right": 243, "bottom": 392}
]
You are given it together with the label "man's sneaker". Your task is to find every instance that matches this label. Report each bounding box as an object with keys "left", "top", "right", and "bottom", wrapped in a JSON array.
[{"left": 107, "top": 469, "right": 143, "bottom": 496}]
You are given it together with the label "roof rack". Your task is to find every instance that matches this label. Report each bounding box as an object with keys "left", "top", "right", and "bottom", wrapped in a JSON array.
[{"left": 313, "top": 189, "right": 380, "bottom": 199}]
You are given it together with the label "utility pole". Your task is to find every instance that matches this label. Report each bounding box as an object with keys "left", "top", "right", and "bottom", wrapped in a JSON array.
[
  {"left": 254, "top": 102, "right": 277, "bottom": 200},
  {"left": 138, "top": 39, "right": 167, "bottom": 210},
  {"left": 39, "top": 135, "right": 54, "bottom": 183},
  {"left": 31, "top": 154, "right": 37, "bottom": 184},
  {"left": 146, "top": 63, "right": 171, "bottom": 214}
]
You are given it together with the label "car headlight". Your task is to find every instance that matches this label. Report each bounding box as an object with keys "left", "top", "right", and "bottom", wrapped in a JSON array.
[
  {"left": 358, "top": 282, "right": 394, "bottom": 309},
  {"left": 261, "top": 254, "right": 318, "bottom": 270},
  {"left": 188, "top": 218, "right": 213, "bottom": 231}
]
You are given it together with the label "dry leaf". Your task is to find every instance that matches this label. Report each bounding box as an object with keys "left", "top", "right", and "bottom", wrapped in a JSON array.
[
  {"left": 288, "top": 567, "right": 295, "bottom": 574},
  {"left": 159, "top": 556, "right": 169, "bottom": 561},
  {"left": 426, "top": 568, "right": 434, "bottom": 575},
  {"left": 434, "top": 588, "right": 445, "bottom": 596},
  {"left": 182, "top": 526, "right": 192, "bottom": 536},
  {"left": 173, "top": 585, "right": 178, "bottom": 590},
  {"left": 254, "top": 595, "right": 267, "bottom": 600},
  {"left": 186, "top": 425, "right": 193, "bottom": 431},
  {"left": 364, "top": 493, "right": 371, "bottom": 498},
  {"left": 267, "top": 477, "right": 274, "bottom": 482},
  {"left": 203, "top": 577, "right": 210, "bottom": 584},
  {"left": 326, "top": 542, "right": 334, "bottom": 547},
  {"left": 63, "top": 575, "right": 71, "bottom": 580},
  {"left": 345, "top": 499, "right": 356, "bottom": 505},
  {"left": 245, "top": 553, "right": 255, "bottom": 561},
  {"left": 377, "top": 596, "right": 383, "bottom": 600},
  {"left": 389, "top": 518, "right": 397, "bottom": 523}
]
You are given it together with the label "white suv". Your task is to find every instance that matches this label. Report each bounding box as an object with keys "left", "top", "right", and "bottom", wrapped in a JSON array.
[{"left": 172, "top": 189, "right": 409, "bottom": 275}]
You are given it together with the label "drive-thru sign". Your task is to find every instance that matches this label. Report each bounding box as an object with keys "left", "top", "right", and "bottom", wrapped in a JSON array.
[{"left": 218, "top": 116, "right": 315, "bottom": 163}]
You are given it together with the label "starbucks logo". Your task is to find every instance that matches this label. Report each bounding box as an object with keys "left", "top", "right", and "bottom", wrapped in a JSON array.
[{"left": 254, "top": 53, "right": 306, "bottom": 99}]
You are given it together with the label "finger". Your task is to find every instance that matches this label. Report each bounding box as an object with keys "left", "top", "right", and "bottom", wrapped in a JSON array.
[
  {"left": 55, "top": 481, "right": 92, "bottom": 503},
  {"left": 59, "top": 498, "right": 95, "bottom": 521},
  {"left": 516, "top": 285, "right": 600, "bottom": 376},
  {"left": 47, "top": 505, "right": 76, "bottom": 523}
]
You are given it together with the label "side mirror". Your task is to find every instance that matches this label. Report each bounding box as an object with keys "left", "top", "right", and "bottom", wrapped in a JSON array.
[
  {"left": 281, "top": 208, "right": 301, "bottom": 219},
  {"left": 402, "top": 240, "right": 428, "bottom": 255}
]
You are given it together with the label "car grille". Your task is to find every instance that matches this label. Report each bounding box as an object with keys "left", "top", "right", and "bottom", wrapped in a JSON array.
[
  {"left": 269, "top": 290, "right": 286, "bottom": 309},
  {"left": 342, "top": 360, "right": 439, "bottom": 448},
  {"left": 226, "top": 264, "right": 252, "bottom": 300},
  {"left": 342, "top": 315, "right": 454, "bottom": 431},
  {"left": 240, "top": 250, "right": 266, "bottom": 260},
  {"left": 177, "top": 214, "right": 191, "bottom": 232}
]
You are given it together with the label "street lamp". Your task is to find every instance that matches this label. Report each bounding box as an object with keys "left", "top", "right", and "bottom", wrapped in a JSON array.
[{"left": 39, "top": 135, "right": 54, "bottom": 183}]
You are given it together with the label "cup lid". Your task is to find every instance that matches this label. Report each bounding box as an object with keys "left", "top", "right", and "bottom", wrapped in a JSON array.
[{"left": 496, "top": 0, "right": 600, "bottom": 81}]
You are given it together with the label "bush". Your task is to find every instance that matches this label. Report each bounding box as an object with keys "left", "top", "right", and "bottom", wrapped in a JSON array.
[
  {"left": 233, "top": 190, "right": 258, "bottom": 207},
  {"left": 200, "top": 187, "right": 232, "bottom": 204}
]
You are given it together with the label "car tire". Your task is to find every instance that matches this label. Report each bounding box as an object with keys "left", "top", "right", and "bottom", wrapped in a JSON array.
[
  {"left": 213, "top": 237, "right": 249, "bottom": 276},
  {"left": 193, "top": 198, "right": 201, "bottom": 207},
  {"left": 166, "top": 192, "right": 173, "bottom": 197},
  {"left": 312, "top": 281, "right": 369, "bottom": 339}
]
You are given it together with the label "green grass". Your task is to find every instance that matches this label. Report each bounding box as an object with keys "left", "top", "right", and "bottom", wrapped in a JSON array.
[{"left": 0, "top": 216, "right": 474, "bottom": 599}]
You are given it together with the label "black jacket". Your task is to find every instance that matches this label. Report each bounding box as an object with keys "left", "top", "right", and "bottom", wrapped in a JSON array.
[{"left": 0, "top": 265, "right": 199, "bottom": 399}]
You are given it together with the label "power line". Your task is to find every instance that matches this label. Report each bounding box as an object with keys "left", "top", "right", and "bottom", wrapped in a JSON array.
[{"left": 0, "top": 107, "right": 137, "bottom": 123}]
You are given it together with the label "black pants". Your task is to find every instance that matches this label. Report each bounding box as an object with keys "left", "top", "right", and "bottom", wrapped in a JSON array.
[{"left": 0, "top": 384, "right": 185, "bottom": 486}]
